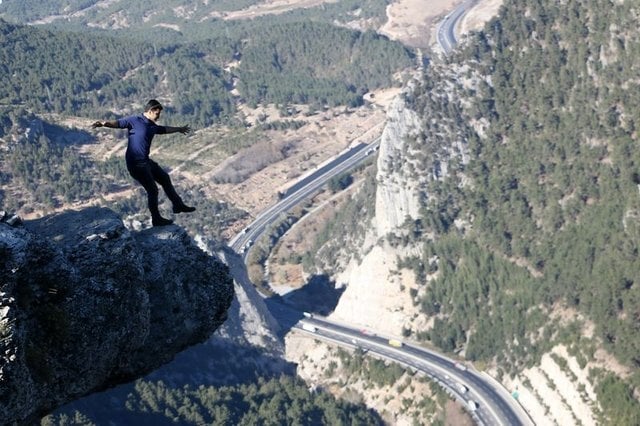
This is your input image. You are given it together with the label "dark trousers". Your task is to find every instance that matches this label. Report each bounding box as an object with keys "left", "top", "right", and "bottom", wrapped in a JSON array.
[{"left": 127, "top": 159, "right": 182, "bottom": 219}]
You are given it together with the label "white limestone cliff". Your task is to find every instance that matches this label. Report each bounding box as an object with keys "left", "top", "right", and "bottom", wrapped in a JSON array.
[
  {"left": 374, "top": 94, "right": 423, "bottom": 236},
  {"left": 330, "top": 90, "right": 435, "bottom": 337}
]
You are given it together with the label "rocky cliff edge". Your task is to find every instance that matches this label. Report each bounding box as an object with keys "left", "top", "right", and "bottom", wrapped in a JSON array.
[{"left": 0, "top": 207, "right": 234, "bottom": 424}]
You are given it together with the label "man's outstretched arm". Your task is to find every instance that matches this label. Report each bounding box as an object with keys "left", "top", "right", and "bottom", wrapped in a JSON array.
[
  {"left": 91, "top": 120, "right": 119, "bottom": 129},
  {"left": 164, "top": 125, "right": 191, "bottom": 135}
]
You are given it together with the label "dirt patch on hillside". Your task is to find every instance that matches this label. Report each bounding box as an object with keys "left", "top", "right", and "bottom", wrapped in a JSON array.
[
  {"left": 460, "top": 0, "right": 503, "bottom": 34},
  {"left": 208, "top": 103, "right": 388, "bottom": 219},
  {"left": 381, "top": 0, "right": 503, "bottom": 47}
]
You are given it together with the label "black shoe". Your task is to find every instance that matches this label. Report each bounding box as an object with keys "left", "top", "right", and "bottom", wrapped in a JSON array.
[
  {"left": 152, "top": 217, "right": 174, "bottom": 227},
  {"left": 173, "top": 204, "right": 196, "bottom": 214}
]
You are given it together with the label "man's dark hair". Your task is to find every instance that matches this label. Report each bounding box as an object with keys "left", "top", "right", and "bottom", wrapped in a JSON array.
[{"left": 144, "top": 99, "right": 163, "bottom": 112}]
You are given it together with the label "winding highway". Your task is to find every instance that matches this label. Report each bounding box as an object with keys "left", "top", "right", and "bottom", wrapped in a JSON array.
[
  {"left": 228, "top": 139, "right": 533, "bottom": 425},
  {"left": 436, "top": 0, "right": 477, "bottom": 54},
  {"left": 296, "top": 316, "right": 527, "bottom": 426},
  {"left": 228, "top": 3, "right": 535, "bottom": 423}
]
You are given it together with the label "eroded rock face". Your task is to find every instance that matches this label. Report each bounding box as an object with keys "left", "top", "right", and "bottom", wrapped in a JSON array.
[
  {"left": 0, "top": 207, "right": 234, "bottom": 424},
  {"left": 374, "top": 94, "right": 423, "bottom": 236}
]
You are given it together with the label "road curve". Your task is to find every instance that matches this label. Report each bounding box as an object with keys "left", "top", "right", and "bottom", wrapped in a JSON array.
[
  {"left": 229, "top": 140, "right": 378, "bottom": 253},
  {"left": 229, "top": 140, "right": 534, "bottom": 425},
  {"left": 293, "top": 314, "right": 529, "bottom": 426},
  {"left": 229, "top": 5, "right": 535, "bottom": 420},
  {"left": 436, "top": 0, "right": 477, "bottom": 54}
]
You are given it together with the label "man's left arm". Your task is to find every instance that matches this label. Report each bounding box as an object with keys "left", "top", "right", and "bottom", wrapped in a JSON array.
[{"left": 164, "top": 125, "right": 191, "bottom": 135}]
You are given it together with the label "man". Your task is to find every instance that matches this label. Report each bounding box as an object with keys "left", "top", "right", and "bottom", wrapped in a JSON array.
[{"left": 92, "top": 99, "right": 195, "bottom": 226}]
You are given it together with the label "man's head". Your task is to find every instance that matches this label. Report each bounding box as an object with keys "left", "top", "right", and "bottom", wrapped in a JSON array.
[{"left": 144, "top": 99, "right": 163, "bottom": 122}]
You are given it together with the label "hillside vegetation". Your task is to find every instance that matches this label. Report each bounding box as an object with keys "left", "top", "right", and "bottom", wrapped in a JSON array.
[
  {"left": 43, "top": 376, "right": 383, "bottom": 425},
  {"left": 0, "top": 0, "right": 389, "bottom": 38},
  {"left": 294, "top": 0, "right": 640, "bottom": 423},
  {"left": 0, "top": 19, "right": 237, "bottom": 128},
  {"left": 390, "top": 0, "right": 640, "bottom": 423},
  {"left": 0, "top": 17, "right": 411, "bottom": 128}
]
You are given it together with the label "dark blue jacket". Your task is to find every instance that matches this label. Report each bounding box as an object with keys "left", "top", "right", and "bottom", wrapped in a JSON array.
[{"left": 117, "top": 115, "right": 167, "bottom": 165}]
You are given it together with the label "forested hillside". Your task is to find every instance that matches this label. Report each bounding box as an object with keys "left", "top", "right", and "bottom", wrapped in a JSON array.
[
  {"left": 0, "top": 17, "right": 411, "bottom": 128},
  {"left": 42, "top": 376, "right": 383, "bottom": 425},
  {"left": 0, "top": 19, "right": 237, "bottom": 127},
  {"left": 237, "top": 21, "right": 412, "bottom": 108},
  {"left": 386, "top": 0, "right": 640, "bottom": 423},
  {"left": 0, "top": 0, "right": 390, "bottom": 38}
]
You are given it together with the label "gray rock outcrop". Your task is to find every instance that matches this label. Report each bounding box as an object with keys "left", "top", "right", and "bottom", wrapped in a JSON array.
[
  {"left": 0, "top": 207, "right": 234, "bottom": 425},
  {"left": 374, "top": 94, "right": 424, "bottom": 236}
]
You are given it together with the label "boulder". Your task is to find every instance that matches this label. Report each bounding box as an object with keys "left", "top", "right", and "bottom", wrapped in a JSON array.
[{"left": 0, "top": 207, "right": 234, "bottom": 424}]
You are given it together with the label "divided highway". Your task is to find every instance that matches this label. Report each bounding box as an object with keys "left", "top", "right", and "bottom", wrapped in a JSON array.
[
  {"left": 228, "top": 140, "right": 533, "bottom": 425},
  {"left": 229, "top": 140, "right": 378, "bottom": 253},
  {"left": 230, "top": 6, "right": 535, "bottom": 423},
  {"left": 296, "top": 316, "right": 528, "bottom": 426}
]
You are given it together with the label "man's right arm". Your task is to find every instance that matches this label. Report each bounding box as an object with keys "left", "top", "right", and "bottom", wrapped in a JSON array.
[{"left": 91, "top": 120, "right": 119, "bottom": 129}]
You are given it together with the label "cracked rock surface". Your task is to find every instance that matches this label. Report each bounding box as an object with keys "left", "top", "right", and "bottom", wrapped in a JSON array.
[{"left": 0, "top": 207, "right": 234, "bottom": 425}]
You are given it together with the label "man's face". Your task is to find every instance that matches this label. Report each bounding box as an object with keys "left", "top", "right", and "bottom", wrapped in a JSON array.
[{"left": 148, "top": 108, "right": 162, "bottom": 122}]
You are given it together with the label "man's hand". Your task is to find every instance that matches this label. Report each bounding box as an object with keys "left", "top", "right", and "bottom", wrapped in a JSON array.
[{"left": 91, "top": 120, "right": 118, "bottom": 129}]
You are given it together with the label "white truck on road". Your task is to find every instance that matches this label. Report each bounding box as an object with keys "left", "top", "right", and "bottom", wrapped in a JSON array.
[
  {"left": 456, "top": 383, "right": 468, "bottom": 394},
  {"left": 302, "top": 323, "right": 317, "bottom": 333}
]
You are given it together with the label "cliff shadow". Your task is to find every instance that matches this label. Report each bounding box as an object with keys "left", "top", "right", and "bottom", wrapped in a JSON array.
[
  {"left": 48, "top": 339, "right": 298, "bottom": 424},
  {"left": 268, "top": 274, "right": 345, "bottom": 320}
]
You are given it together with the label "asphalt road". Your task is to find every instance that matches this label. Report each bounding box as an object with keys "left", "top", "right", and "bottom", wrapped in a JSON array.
[
  {"left": 436, "top": 0, "right": 477, "bottom": 54},
  {"left": 268, "top": 299, "right": 529, "bottom": 426},
  {"left": 229, "top": 140, "right": 379, "bottom": 254},
  {"left": 228, "top": 140, "right": 533, "bottom": 425},
  {"left": 228, "top": 7, "right": 535, "bottom": 421}
]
